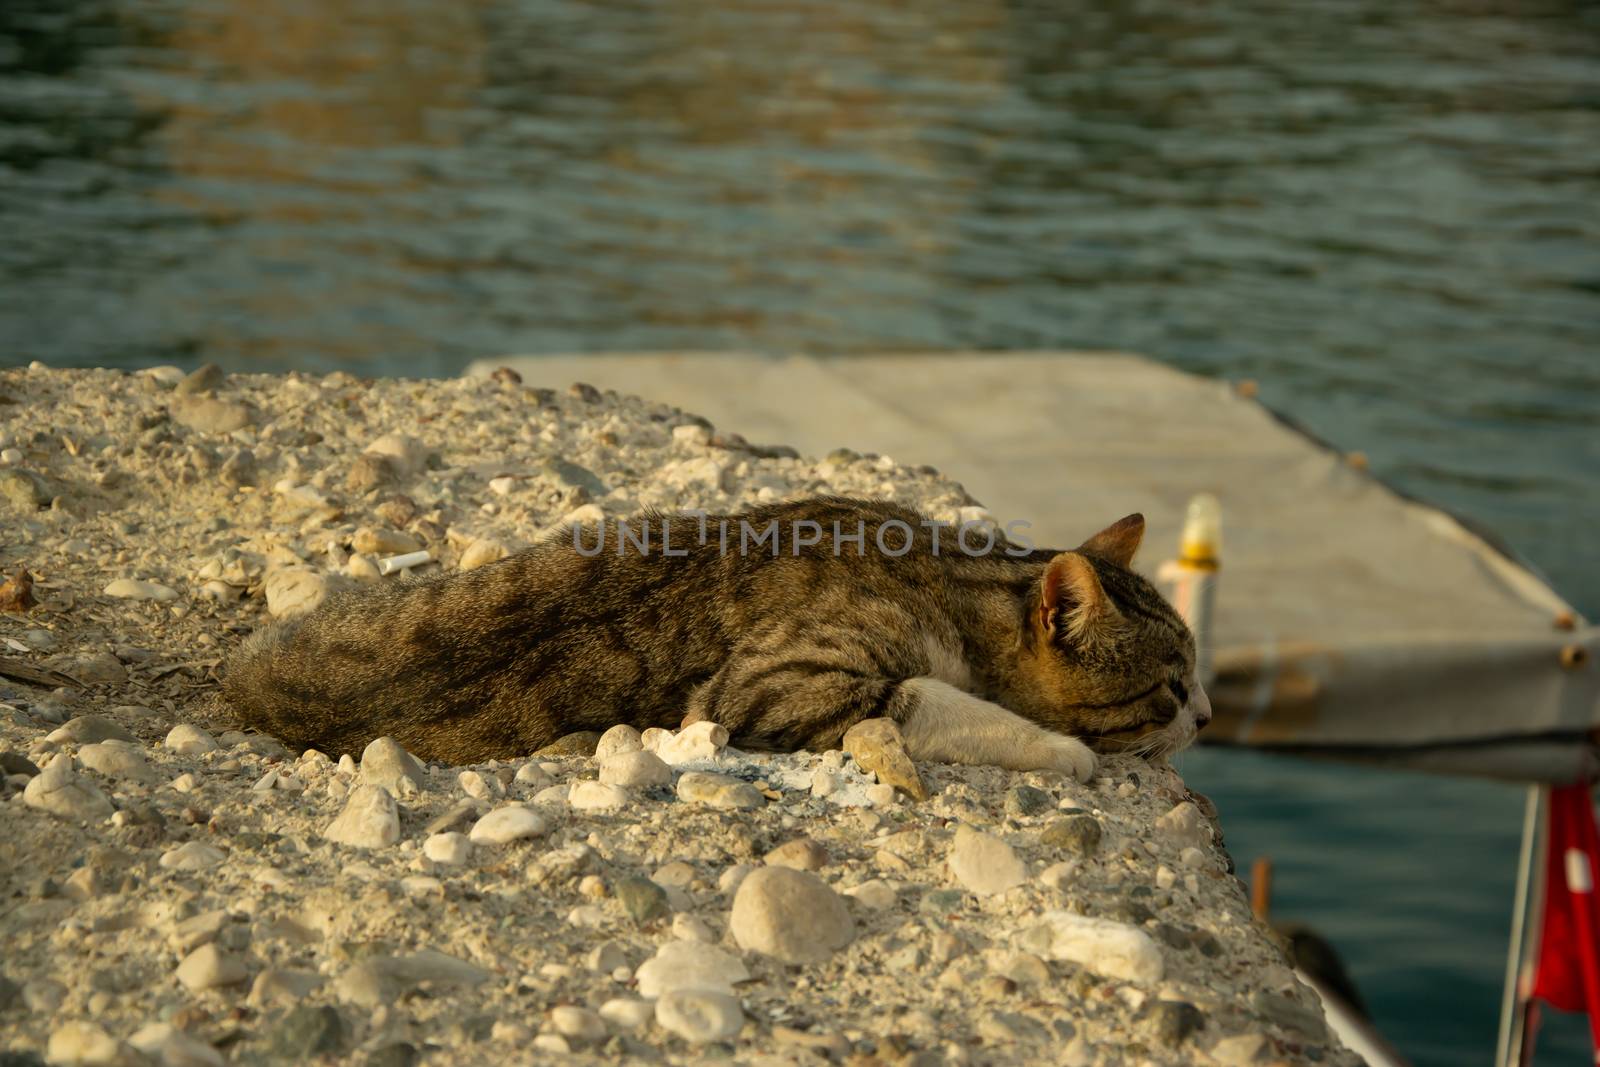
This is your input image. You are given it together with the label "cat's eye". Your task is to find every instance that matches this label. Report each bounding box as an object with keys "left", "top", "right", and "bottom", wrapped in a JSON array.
[{"left": 1169, "top": 680, "right": 1189, "bottom": 706}]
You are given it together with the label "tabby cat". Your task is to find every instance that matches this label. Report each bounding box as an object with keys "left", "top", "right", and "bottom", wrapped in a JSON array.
[{"left": 223, "top": 498, "right": 1209, "bottom": 779}]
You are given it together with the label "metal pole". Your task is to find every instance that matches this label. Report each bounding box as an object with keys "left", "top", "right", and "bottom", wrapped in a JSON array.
[{"left": 1497, "top": 784, "right": 1547, "bottom": 1067}]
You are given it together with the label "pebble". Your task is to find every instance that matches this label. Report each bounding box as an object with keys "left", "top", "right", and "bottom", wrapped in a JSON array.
[
  {"left": 459, "top": 537, "right": 509, "bottom": 572},
  {"left": 569, "top": 780, "right": 629, "bottom": 811},
  {"left": 352, "top": 526, "right": 422, "bottom": 556},
  {"left": 672, "top": 913, "right": 715, "bottom": 942},
  {"left": 159, "top": 841, "right": 227, "bottom": 870},
  {"left": 1210, "top": 1033, "right": 1270, "bottom": 1065},
  {"left": 635, "top": 940, "right": 750, "bottom": 997},
  {"left": 359, "top": 736, "right": 427, "bottom": 795},
  {"left": 165, "top": 723, "right": 219, "bottom": 755},
  {"left": 78, "top": 741, "right": 154, "bottom": 781},
  {"left": 844, "top": 880, "right": 897, "bottom": 909},
  {"left": 0, "top": 468, "right": 49, "bottom": 511},
  {"left": 593, "top": 723, "right": 644, "bottom": 758},
  {"left": 1041, "top": 814, "right": 1103, "bottom": 855},
  {"left": 171, "top": 394, "right": 254, "bottom": 434},
  {"left": 468, "top": 804, "right": 547, "bottom": 845},
  {"left": 457, "top": 769, "right": 490, "bottom": 798},
  {"left": 653, "top": 720, "right": 730, "bottom": 765},
  {"left": 46, "top": 1022, "right": 126, "bottom": 1066},
  {"left": 49, "top": 714, "right": 138, "bottom": 744},
  {"left": 810, "top": 767, "right": 839, "bottom": 797},
  {"left": 174, "top": 362, "right": 224, "bottom": 395},
  {"left": 656, "top": 989, "right": 745, "bottom": 1044},
  {"left": 842, "top": 717, "right": 928, "bottom": 800},
  {"left": 363, "top": 432, "right": 432, "bottom": 476},
  {"left": 323, "top": 785, "right": 401, "bottom": 849},
  {"left": 103, "top": 578, "right": 179, "bottom": 601},
  {"left": 270, "top": 1004, "right": 348, "bottom": 1059},
  {"left": 423, "top": 832, "right": 472, "bottom": 866},
  {"left": 677, "top": 771, "right": 763, "bottom": 810},
  {"left": 764, "top": 836, "right": 829, "bottom": 871},
  {"left": 598, "top": 749, "right": 672, "bottom": 789},
  {"left": 1155, "top": 801, "right": 1211, "bottom": 850},
  {"left": 1018, "top": 911, "right": 1165, "bottom": 984},
  {"left": 514, "top": 761, "right": 554, "bottom": 787},
  {"left": 549, "top": 1005, "right": 607, "bottom": 1043},
  {"left": 127, "top": 1022, "right": 224, "bottom": 1067},
  {"left": 23, "top": 753, "right": 113, "bottom": 821},
  {"left": 1005, "top": 784, "right": 1054, "bottom": 816},
  {"left": 588, "top": 941, "right": 629, "bottom": 972},
  {"left": 614, "top": 875, "right": 671, "bottom": 923},
  {"left": 262, "top": 567, "right": 335, "bottom": 619},
  {"left": 175, "top": 943, "right": 249, "bottom": 991},
  {"left": 730, "top": 866, "right": 855, "bottom": 964},
  {"left": 948, "top": 826, "right": 1027, "bottom": 896},
  {"left": 599, "top": 997, "right": 655, "bottom": 1031},
  {"left": 1145, "top": 999, "right": 1207, "bottom": 1047}
]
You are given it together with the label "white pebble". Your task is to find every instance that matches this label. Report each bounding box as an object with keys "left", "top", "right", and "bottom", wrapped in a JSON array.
[
  {"left": 656, "top": 989, "right": 744, "bottom": 1043},
  {"left": 568, "top": 780, "right": 629, "bottom": 811},
  {"left": 165, "top": 724, "right": 219, "bottom": 755},
  {"left": 323, "top": 784, "right": 401, "bottom": 849},
  {"left": 423, "top": 832, "right": 472, "bottom": 866},
  {"left": 159, "top": 841, "right": 226, "bottom": 871},
  {"left": 469, "top": 805, "right": 547, "bottom": 845}
]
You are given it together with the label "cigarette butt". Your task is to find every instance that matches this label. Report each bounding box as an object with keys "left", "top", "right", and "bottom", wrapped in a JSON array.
[{"left": 378, "top": 550, "right": 431, "bottom": 576}]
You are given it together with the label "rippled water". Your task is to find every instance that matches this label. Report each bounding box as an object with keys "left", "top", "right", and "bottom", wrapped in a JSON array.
[{"left": 4, "top": 0, "right": 1598, "bottom": 1061}]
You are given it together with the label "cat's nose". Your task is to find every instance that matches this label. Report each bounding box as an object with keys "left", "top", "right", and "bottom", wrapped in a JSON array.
[{"left": 1191, "top": 685, "right": 1213, "bottom": 730}]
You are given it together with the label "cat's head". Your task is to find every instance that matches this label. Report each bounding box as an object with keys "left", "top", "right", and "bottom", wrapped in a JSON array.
[{"left": 1016, "top": 514, "right": 1210, "bottom": 759}]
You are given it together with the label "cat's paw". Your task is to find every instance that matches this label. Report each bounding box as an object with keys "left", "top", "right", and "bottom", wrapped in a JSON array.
[{"left": 1025, "top": 733, "right": 1097, "bottom": 782}]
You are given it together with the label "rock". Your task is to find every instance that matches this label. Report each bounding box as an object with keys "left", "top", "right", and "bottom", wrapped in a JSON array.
[
  {"left": 614, "top": 875, "right": 670, "bottom": 923},
  {"left": 175, "top": 943, "right": 249, "bottom": 991},
  {"left": 174, "top": 362, "right": 224, "bottom": 395},
  {"left": 171, "top": 910, "right": 229, "bottom": 953},
  {"left": 359, "top": 736, "right": 426, "bottom": 795},
  {"left": 352, "top": 526, "right": 422, "bottom": 556},
  {"left": 1019, "top": 912, "right": 1165, "bottom": 984},
  {"left": 764, "top": 837, "right": 829, "bottom": 871},
  {"left": 78, "top": 741, "right": 154, "bottom": 781},
  {"left": 1250, "top": 990, "right": 1327, "bottom": 1039},
  {"left": 1041, "top": 815, "right": 1102, "bottom": 855},
  {"left": 656, "top": 989, "right": 745, "bottom": 1044},
  {"left": 104, "top": 577, "right": 182, "bottom": 602},
  {"left": 171, "top": 394, "right": 254, "bottom": 434},
  {"left": 367, "top": 1043, "right": 418, "bottom": 1067},
  {"left": 363, "top": 433, "right": 432, "bottom": 477},
  {"left": 1005, "top": 784, "right": 1053, "bottom": 816},
  {"left": 569, "top": 780, "right": 629, "bottom": 811},
  {"left": 0, "top": 468, "right": 49, "bottom": 511},
  {"left": 549, "top": 1005, "right": 607, "bottom": 1043},
  {"left": 1145, "top": 1000, "right": 1206, "bottom": 1047},
  {"left": 1209, "top": 1033, "right": 1270, "bottom": 1065},
  {"left": 979, "top": 1011, "right": 1050, "bottom": 1044},
  {"left": 634, "top": 940, "right": 750, "bottom": 998},
  {"left": 23, "top": 754, "right": 113, "bottom": 821},
  {"left": 535, "top": 731, "right": 601, "bottom": 758},
  {"left": 842, "top": 718, "right": 928, "bottom": 801},
  {"left": 677, "top": 771, "right": 763, "bottom": 810},
  {"left": 58, "top": 651, "right": 126, "bottom": 684},
  {"left": 45, "top": 1022, "right": 126, "bottom": 1065},
  {"left": 593, "top": 724, "right": 643, "bottom": 758},
  {"left": 672, "top": 913, "right": 715, "bottom": 942},
  {"left": 598, "top": 750, "right": 671, "bottom": 789},
  {"left": 1156, "top": 802, "right": 1210, "bottom": 850},
  {"left": 127, "top": 1022, "right": 224, "bottom": 1067},
  {"left": 323, "top": 785, "right": 401, "bottom": 849},
  {"left": 219, "top": 449, "right": 257, "bottom": 488},
  {"left": 270, "top": 1004, "right": 348, "bottom": 1059},
  {"left": 49, "top": 714, "right": 137, "bottom": 744},
  {"left": 730, "top": 866, "right": 855, "bottom": 964},
  {"left": 459, "top": 538, "right": 509, "bottom": 572},
  {"left": 423, "top": 832, "right": 471, "bottom": 866},
  {"left": 514, "top": 762, "right": 553, "bottom": 787},
  {"left": 810, "top": 767, "right": 839, "bottom": 797},
  {"left": 844, "top": 880, "right": 897, "bottom": 909},
  {"left": 0, "top": 750, "right": 39, "bottom": 776},
  {"left": 468, "top": 804, "right": 547, "bottom": 845},
  {"left": 599, "top": 997, "right": 655, "bottom": 1031},
  {"left": 345, "top": 453, "right": 395, "bottom": 494},
  {"left": 263, "top": 567, "right": 335, "bottom": 619},
  {"left": 653, "top": 720, "right": 729, "bottom": 765},
  {"left": 949, "top": 826, "right": 1027, "bottom": 896},
  {"left": 164, "top": 724, "right": 218, "bottom": 755},
  {"left": 159, "top": 841, "right": 226, "bottom": 871},
  {"left": 248, "top": 969, "right": 323, "bottom": 1008}
]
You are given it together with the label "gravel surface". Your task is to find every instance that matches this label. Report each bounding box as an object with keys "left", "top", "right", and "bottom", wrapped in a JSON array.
[{"left": 0, "top": 363, "right": 1353, "bottom": 1066}]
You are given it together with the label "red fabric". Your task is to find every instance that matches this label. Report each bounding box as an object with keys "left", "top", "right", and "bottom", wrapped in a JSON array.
[{"left": 1531, "top": 781, "right": 1600, "bottom": 1053}]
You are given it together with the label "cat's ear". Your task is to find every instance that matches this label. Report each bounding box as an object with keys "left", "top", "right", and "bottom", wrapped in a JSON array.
[
  {"left": 1039, "top": 552, "right": 1122, "bottom": 644},
  {"left": 1076, "top": 513, "right": 1144, "bottom": 569}
]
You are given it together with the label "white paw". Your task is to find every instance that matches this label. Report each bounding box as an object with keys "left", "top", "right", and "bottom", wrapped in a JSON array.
[{"left": 1028, "top": 733, "right": 1097, "bottom": 782}]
